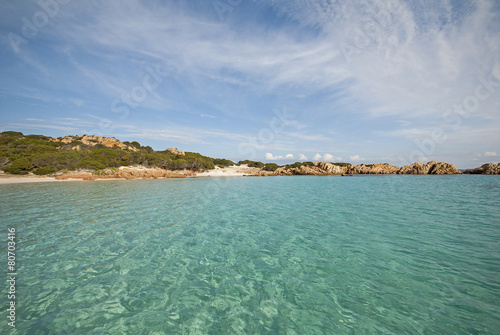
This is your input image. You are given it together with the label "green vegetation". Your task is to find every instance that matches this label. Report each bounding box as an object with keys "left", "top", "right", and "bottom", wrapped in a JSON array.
[
  {"left": 4, "top": 158, "right": 32, "bottom": 175},
  {"left": 0, "top": 132, "right": 216, "bottom": 175},
  {"left": 285, "top": 161, "right": 314, "bottom": 169},
  {"left": 263, "top": 163, "right": 279, "bottom": 171},
  {"left": 213, "top": 158, "right": 235, "bottom": 167},
  {"left": 0, "top": 131, "right": 350, "bottom": 176},
  {"left": 237, "top": 160, "right": 265, "bottom": 168}
]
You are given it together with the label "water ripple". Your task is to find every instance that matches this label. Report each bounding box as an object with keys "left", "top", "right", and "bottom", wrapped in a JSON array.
[{"left": 1, "top": 176, "right": 499, "bottom": 333}]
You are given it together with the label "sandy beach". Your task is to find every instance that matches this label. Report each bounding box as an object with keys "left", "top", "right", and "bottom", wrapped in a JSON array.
[
  {"left": 195, "top": 165, "right": 260, "bottom": 177},
  {"left": 0, "top": 165, "right": 260, "bottom": 184},
  {"left": 0, "top": 175, "right": 60, "bottom": 184}
]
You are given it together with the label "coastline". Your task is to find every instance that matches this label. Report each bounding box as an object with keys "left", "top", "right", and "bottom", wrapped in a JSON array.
[
  {"left": 0, "top": 175, "right": 127, "bottom": 184},
  {"left": 0, "top": 175, "right": 60, "bottom": 184},
  {"left": 1, "top": 162, "right": 499, "bottom": 185},
  {"left": 0, "top": 165, "right": 259, "bottom": 185}
]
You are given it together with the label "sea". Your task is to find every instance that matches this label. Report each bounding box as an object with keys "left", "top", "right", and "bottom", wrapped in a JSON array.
[{"left": 1, "top": 175, "right": 499, "bottom": 334}]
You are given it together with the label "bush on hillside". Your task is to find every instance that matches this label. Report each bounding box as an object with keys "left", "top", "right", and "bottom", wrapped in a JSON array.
[
  {"left": 213, "top": 158, "right": 235, "bottom": 167},
  {"left": 263, "top": 163, "right": 279, "bottom": 171},
  {"left": 4, "top": 158, "right": 32, "bottom": 174},
  {"left": 33, "top": 166, "right": 58, "bottom": 175},
  {"left": 237, "top": 160, "right": 264, "bottom": 168}
]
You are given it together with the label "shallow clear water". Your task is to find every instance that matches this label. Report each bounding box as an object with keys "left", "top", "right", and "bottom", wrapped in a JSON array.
[{"left": 1, "top": 175, "right": 500, "bottom": 334}]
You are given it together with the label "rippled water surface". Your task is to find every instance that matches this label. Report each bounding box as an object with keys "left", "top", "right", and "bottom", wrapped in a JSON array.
[{"left": 1, "top": 175, "right": 500, "bottom": 334}]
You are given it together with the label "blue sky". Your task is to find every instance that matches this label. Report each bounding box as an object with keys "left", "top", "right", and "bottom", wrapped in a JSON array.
[{"left": 1, "top": 0, "right": 499, "bottom": 168}]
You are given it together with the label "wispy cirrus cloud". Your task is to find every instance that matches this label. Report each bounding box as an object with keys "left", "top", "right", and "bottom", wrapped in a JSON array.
[{"left": 4, "top": 123, "right": 78, "bottom": 132}]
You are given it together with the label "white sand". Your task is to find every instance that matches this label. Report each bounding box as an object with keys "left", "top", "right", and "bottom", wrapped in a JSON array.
[
  {"left": 0, "top": 176, "right": 59, "bottom": 184},
  {"left": 196, "top": 165, "right": 259, "bottom": 177}
]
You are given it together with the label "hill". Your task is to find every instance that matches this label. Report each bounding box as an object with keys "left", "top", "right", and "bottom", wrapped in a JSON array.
[{"left": 0, "top": 131, "right": 216, "bottom": 175}]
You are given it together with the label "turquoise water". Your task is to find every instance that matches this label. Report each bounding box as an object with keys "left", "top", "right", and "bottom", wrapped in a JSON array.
[{"left": 1, "top": 175, "right": 500, "bottom": 334}]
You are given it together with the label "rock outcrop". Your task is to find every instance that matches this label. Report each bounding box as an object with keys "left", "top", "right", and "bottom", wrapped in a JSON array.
[
  {"left": 166, "top": 147, "right": 185, "bottom": 156},
  {"left": 427, "top": 162, "right": 462, "bottom": 175},
  {"left": 50, "top": 135, "right": 139, "bottom": 151},
  {"left": 246, "top": 161, "right": 461, "bottom": 176},
  {"left": 397, "top": 161, "right": 461, "bottom": 175},
  {"left": 315, "top": 162, "right": 346, "bottom": 175},
  {"left": 55, "top": 167, "right": 194, "bottom": 181},
  {"left": 398, "top": 161, "right": 434, "bottom": 174},
  {"left": 347, "top": 163, "right": 400, "bottom": 175},
  {"left": 464, "top": 163, "right": 500, "bottom": 175}
]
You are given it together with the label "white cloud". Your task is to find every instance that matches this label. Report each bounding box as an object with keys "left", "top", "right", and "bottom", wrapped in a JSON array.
[
  {"left": 7, "top": 123, "right": 77, "bottom": 132},
  {"left": 323, "top": 154, "right": 335, "bottom": 161},
  {"left": 323, "top": 153, "right": 342, "bottom": 161},
  {"left": 485, "top": 151, "right": 497, "bottom": 157},
  {"left": 257, "top": 0, "right": 500, "bottom": 120},
  {"left": 350, "top": 155, "right": 365, "bottom": 162},
  {"left": 312, "top": 153, "right": 342, "bottom": 161},
  {"left": 298, "top": 154, "right": 308, "bottom": 160},
  {"left": 25, "top": 118, "right": 45, "bottom": 122},
  {"left": 56, "top": 1, "right": 352, "bottom": 99},
  {"left": 265, "top": 152, "right": 294, "bottom": 160}
]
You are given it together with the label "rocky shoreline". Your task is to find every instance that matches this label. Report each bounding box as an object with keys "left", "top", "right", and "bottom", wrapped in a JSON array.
[
  {"left": 1, "top": 161, "right": 499, "bottom": 184},
  {"left": 248, "top": 161, "right": 464, "bottom": 176},
  {"left": 463, "top": 163, "right": 500, "bottom": 175},
  {"left": 54, "top": 167, "right": 195, "bottom": 181}
]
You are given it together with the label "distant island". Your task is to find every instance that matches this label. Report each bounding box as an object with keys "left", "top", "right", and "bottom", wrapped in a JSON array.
[{"left": 0, "top": 131, "right": 498, "bottom": 181}]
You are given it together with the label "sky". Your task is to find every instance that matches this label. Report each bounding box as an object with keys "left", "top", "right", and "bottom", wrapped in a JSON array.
[{"left": 0, "top": 0, "right": 499, "bottom": 169}]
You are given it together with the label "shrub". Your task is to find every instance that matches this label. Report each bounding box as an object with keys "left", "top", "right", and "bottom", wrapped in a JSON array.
[
  {"left": 172, "top": 159, "right": 188, "bottom": 170},
  {"left": 33, "top": 166, "right": 58, "bottom": 175},
  {"left": 263, "top": 163, "right": 279, "bottom": 171},
  {"left": 76, "top": 158, "right": 105, "bottom": 170},
  {"left": 145, "top": 146, "right": 155, "bottom": 153},
  {"left": 213, "top": 158, "right": 234, "bottom": 167},
  {"left": 238, "top": 160, "right": 264, "bottom": 168},
  {"left": 26, "top": 134, "right": 49, "bottom": 140},
  {"left": 4, "top": 158, "right": 32, "bottom": 174},
  {"left": 1, "top": 131, "right": 23, "bottom": 138},
  {"left": 0, "top": 131, "right": 24, "bottom": 144},
  {"left": 31, "top": 153, "right": 60, "bottom": 167}
]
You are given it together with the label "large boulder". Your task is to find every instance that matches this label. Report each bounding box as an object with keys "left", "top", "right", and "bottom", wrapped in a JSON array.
[
  {"left": 398, "top": 161, "right": 461, "bottom": 174},
  {"left": 428, "top": 162, "right": 461, "bottom": 174},
  {"left": 166, "top": 147, "right": 185, "bottom": 156},
  {"left": 464, "top": 163, "right": 500, "bottom": 174},
  {"left": 314, "top": 162, "right": 346, "bottom": 175}
]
